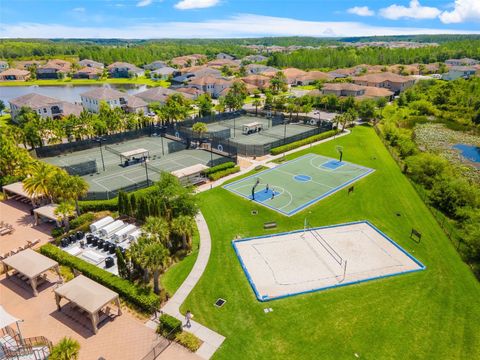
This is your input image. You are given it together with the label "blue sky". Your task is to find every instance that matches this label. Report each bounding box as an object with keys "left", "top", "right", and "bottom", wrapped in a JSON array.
[{"left": 0, "top": 0, "right": 479, "bottom": 38}]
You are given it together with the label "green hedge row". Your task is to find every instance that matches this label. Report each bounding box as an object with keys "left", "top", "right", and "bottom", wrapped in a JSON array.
[
  {"left": 208, "top": 166, "right": 240, "bottom": 181},
  {"left": 40, "top": 244, "right": 159, "bottom": 311},
  {"left": 78, "top": 198, "right": 118, "bottom": 212},
  {"left": 270, "top": 130, "right": 337, "bottom": 155},
  {"left": 202, "top": 162, "right": 236, "bottom": 176},
  {"left": 157, "top": 314, "right": 182, "bottom": 339}
]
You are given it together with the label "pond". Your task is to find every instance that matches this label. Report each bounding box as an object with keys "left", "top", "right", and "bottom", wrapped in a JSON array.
[
  {"left": 0, "top": 84, "right": 149, "bottom": 107},
  {"left": 453, "top": 144, "right": 480, "bottom": 163}
]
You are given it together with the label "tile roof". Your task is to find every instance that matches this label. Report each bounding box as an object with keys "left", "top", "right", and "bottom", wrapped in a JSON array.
[
  {"left": 0, "top": 68, "right": 30, "bottom": 76},
  {"left": 352, "top": 72, "right": 414, "bottom": 83},
  {"left": 80, "top": 87, "right": 127, "bottom": 100},
  {"left": 135, "top": 87, "right": 179, "bottom": 102}
]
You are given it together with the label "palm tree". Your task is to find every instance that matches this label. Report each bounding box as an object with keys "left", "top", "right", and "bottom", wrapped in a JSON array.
[
  {"left": 252, "top": 98, "right": 262, "bottom": 116},
  {"left": 66, "top": 176, "right": 89, "bottom": 215},
  {"left": 192, "top": 122, "right": 208, "bottom": 141},
  {"left": 49, "top": 337, "right": 80, "bottom": 360},
  {"left": 23, "top": 162, "right": 58, "bottom": 203},
  {"left": 130, "top": 236, "right": 169, "bottom": 294},
  {"left": 54, "top": 201, "right": 75, "bottom": 232},
  {"left": 142, "top": 240, "right": 169, "bottom": 294},
  {"left": 171, "top": 215, "right": 196, "bottom": 250},
  {"left": 142, "top": 216, "right": 170, "bottom": 247}
]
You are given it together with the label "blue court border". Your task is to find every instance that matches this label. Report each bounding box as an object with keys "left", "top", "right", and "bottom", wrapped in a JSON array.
[
  {"left": 223, "top": 153, "right": 374, "bottom": 216},
  {"left": 232, "top": 220, "right": 426, "bottom": 302}
]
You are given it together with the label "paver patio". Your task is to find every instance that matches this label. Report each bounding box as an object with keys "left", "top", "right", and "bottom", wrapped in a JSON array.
[
  {"left": 0, "top": 271, "right": 158, "bottom": 360},
  {"left": 0, "top": 200, "right": 53, "bottom": 255}
]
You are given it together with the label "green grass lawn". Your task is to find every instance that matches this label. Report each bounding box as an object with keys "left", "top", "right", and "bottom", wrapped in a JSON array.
[
  {"left": 161, "top": 228, "right": 200, "bottom": 297},
  {"left": 180, "top": 125, "right": 480, "bottom": 359},
  {"left": 0, "top": 77, "right": 169, "bottom": 87}
]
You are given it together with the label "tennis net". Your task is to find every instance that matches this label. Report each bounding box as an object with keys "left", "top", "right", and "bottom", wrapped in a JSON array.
[{"left": 104, "top": 145, "right": 122, "bottom": 156}]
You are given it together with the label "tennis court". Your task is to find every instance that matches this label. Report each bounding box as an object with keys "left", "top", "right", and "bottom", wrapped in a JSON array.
[
  {"left": 224, "top": 153, "right": 374, "bottom": 216},
  {"left": 43, "top": 135, "right": 229, "bottom": 198},
  {"left": 233, "top": 221, "right": 425, "bottom": 301},
  {"left": 202, "top": 115, "right": 323, "bottom": 145}
]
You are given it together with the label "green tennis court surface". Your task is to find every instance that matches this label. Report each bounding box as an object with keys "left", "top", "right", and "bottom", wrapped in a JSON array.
[{"left": 224, "top": 153, "right": 374, "bottom": 216}]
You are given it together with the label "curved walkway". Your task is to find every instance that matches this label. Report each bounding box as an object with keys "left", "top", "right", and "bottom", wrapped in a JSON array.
[
  {"left": 145, "top": 129, "right": 352, "bottom": 358},
  {"left": 147, "top": 211, "right": 225, "bottom": 359}
]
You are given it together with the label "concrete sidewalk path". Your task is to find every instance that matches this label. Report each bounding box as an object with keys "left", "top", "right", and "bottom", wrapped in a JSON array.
[{"left": 146, "top": 211, "right": 225, "bottom": 359}]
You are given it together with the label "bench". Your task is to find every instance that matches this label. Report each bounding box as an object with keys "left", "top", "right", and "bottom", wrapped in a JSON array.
[{"left": 263, "top": 222, "right": 277, "bottom": 229}]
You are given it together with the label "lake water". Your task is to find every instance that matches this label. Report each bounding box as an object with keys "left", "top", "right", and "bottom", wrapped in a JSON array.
[
  {"left": 453, "top": 144, "right": 480, "bottom": 163},
  {"left": 0, "top": 84, "right": 149, "bottom": 106}
]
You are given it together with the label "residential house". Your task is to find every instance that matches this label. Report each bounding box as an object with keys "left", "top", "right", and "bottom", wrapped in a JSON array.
[
  {"left": 135, "top": 87, "right": 182, "bottom": 103},
  {"left": 217, "top": 53, "right": 235, "bottom": 60},
  {"left": 78, "top": 59, "right": 104, "bottom": 69},
  {"left": 206, "top": 58, "right": 241, "bottom": 69},
  {"left": 327, "top": 68, "right": 352, "bottom": 79},
  {"left": 351, "top": 72, "right": 415, "bottom": 94},
  {"left": 188, "top": 75, "right": 233, "bottom": 98},
  {"left": 150, "top": 67, "right": 177, "bottom": 80},
  {"left": 80, "top": 88, "right": 148, "bottom": 113},
  {"left": 445, "top": 58, "right": 479, "bottom": 66},
  {"left": 172, "top": 66, "right": 221, "bottom": 85},
  {"left": 182, "top": 66, "right": 222, "bottom": 78},
  {"left": 175, "top": 87, "right": 202, "bottom": 99},
  {"left": 242, "top": 55, "right": 268, "bottom": 63},
  {"left": 36, "top": 59, "right": 71, "bottom": 79},
  {"left": 241, "top": 74, "right": 271, "bottom": 89},
  {"left": 316, "top": 83, "right": 393, "bottom": 100},
  {"left": 295, "top": 71, "right": 331, "bottom": 86},
  {"left": 282, "top": 68, "right": 307, "bottom": 85},
  {"left": 245, "top": 64, "right": 278, "bottom": 75},
  {"left": 442, "top": 66, "right": 477, "bottom": 81},
  {"left": 14, "top": 60, "right": 43, "bottom": 70},
  {"left": 107, "top": 62, "right": 144, "bottom": 78},
  {"left": 171, "top": 54, "right": 206, "bottom": 68},
  {"left": 9, "top": 93, "right": 82, "bottom": 120},
  {"left": 321, "top": 83, "right": 367, "bottom": 97},
  {"left": 0, "top": 61, "right": 8, "bottom": 71},
  {"left": 0, "top": 68, "right": 31, "bottom": 81},
  {"left": 144, "top": 60, "right": 168, "bottom": 70},
  {"left": 73, "top": 67, "right": 102, "bottom": 79}
]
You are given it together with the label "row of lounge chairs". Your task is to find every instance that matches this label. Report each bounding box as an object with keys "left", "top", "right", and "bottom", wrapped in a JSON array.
[
  {"left": 0, "top": 221, "right": 14, "bottom": 236},
  {"left": 7, "top": 194, "right": 32, "bottom": 204},
  {"left": 0, "top": 239, "right": 40, "bottom": 260}
]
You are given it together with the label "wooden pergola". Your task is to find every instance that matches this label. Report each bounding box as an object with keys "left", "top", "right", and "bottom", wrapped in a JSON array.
[
  {"left": 54, "top": 275, "right": 122, "bottom": 334},
  {"left": 2, "top": 249, "right": 63, "bottom": 296}
]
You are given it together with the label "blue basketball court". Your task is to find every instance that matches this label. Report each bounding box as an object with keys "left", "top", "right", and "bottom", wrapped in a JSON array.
[{"left": 224, "top": 153, "right": 374, "bottom": 216}]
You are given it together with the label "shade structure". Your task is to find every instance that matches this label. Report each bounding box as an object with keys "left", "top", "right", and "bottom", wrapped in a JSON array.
[
  {"left": 54, "top": 275, "right": 122, "bottom": 334},
  {"left": 0, "top": 306, "right": 19, "bottom": 329},
  {"left": 2, "top": 249, "right": 63, "bottom": 296},
  {"left": 2, "top": 181, "right": 43, "bottom": 205},
  {"left": 33, "top": 203, "right": 62, "bottom": 225}
]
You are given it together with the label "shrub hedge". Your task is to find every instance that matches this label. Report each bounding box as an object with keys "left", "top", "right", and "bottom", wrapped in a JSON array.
[
  {"left": 202, "top": 162, "right": 235, "bottom": 176},
  {"left": 40, "top": 244, "right": 159, "bottom": 311},
  {"left": 270, "top": 129, "right": 337, "bottom": 155},
  {"left": 69, "top": 212, "right": 95, "bottom": 229},
  {"left": 157, "top": 314, "right": 182, "bottom": 339},
  {"left": 78, "top": 198, "right": 118, "bottom": 212},
  {"left": 208, "top": 166, "right": 240, "bottom": 181},
  {"left": 175, "top": 331, "right": 202, "bottom": 352}
]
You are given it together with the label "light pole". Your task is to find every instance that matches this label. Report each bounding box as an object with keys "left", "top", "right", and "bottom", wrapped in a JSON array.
[
  {"left": 93, "top": 136, "right": 106, "bottom": 172},
  {"left": 143, "top": 156, "right": 150, "bottom": 184}
]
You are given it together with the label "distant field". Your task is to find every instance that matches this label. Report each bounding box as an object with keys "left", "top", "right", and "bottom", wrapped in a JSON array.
[{"left": 181, "top": 126, "right": 480, "bottom": 359}]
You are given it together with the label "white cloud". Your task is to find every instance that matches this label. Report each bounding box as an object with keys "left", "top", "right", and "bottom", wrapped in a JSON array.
[
  {"left": 1, "top": 14, "right": 478, "bottom": 39},
  {"left": 380, "top": 0, "right": 441, "bottom": 20},
  {"left": 439, "top": 0, "right": 480, "bottom": 23},
  {"left": 174, "top": 0, "right": 220, "bottom": 10},
  {"left": 137, "top": 0, "right": 153, "bottom": 7},
  {"left": 72, "top": 7, "right": 85, "bottom": 13},
  {"left": 347, "top": 6, "right": 375, "bottom": 17}
]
